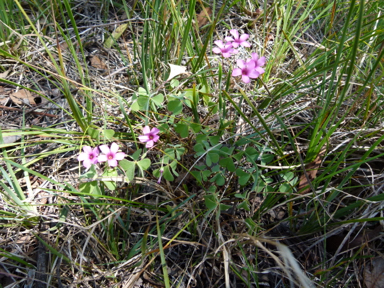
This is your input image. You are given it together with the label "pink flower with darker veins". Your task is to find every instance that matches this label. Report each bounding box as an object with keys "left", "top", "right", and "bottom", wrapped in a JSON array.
[
  {"left": 225, "top": 29, "right": 251, "bottom": 48},
  {"left": 98, "top": 143, "right": 126, "bottom": 167},
  {"left": 78, "top": 146, "right": 99, "bottom": 170},
  {"left": 212, "top": 40, "right": 238, "bottom": 58},
  {"left": 232, "top": 59, "right": 262, "bottom": 84},
  {"left": 138, "top": 126, "right": 160, "bottom": 148}
]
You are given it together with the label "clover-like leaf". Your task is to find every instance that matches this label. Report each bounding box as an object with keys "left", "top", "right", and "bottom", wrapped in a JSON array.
[
  {"left": 191, "top": 170, "right": 202, "bottom": 183},
  {"left": 219, "top": 203, "right": 232, "bottom": 211},
  {"left": 219, "top": 157, "right": 236, "bottom": 172},
  {"left": 103, "top": 129, "right": 115, "bottom": 140},
  {"left": 209, "top": 135, "right": 221, "bottom": 146},
  {"left": 80, "top": 181, "right": 102, "bottom": 195},
  {"left": 79, "top": 165, "right": 98, "bottom": 180},
  {"left": 210, "top": 173, "right": 225, "bottom": 186},
  {"left": 175, "top": 123, "right": 189, "bottom": 138},
  {"left": 151, "top": 93, "right": 164, "bottom": 106},
  {"left": 238, "top": 201, "right": 250, "bottom": 211},
  {"left": 190, "top": 123, "right": 201, "bottom": 133},
  {"left": 204, "top": 194, "right": 218, "bottom": 211},
  {"left": 137, "top": 158, "right": 151, "bottom": 170},
  {"left": 236, "top": 168, "right": 251, "bottom": 186},
  {"left": 170, "top": 79, "right": 179, "bottom": 88},
  {"left": 202, "top": 170, "right": 212, "bottom": 181},
  {"left": 102, "top": 168, "right": 118, "bottom": 191},
  {"left": 119, "top": 159, "right": 135, "bottom": 182},
  {"left": 207, "top": 152, "right": 219, "bottom": 164},
  {"left": 163, "top": 166, "right": 174, "bottom": 181},
  {"left": 261, "top": 154, "right": 274, "bottom": 165},
  {"left": 167, "top": 99, "right": 183, "bottom": 115}
]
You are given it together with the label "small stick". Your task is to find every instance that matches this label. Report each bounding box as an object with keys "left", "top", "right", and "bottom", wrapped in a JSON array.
[{"left": 0, "top": 105, "right": 58, "bottom": 118}]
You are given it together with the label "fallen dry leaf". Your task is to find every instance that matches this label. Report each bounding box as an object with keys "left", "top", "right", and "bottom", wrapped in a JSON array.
[
  {"left": 196, "top": 7, "right": 212, "bottom": 28},
  {"left": 298, "top": 148, "right": 326, "bottom": 194},
  {"left": 239, "top": 6, "right": 263, "bottom": 17},
  {"left": 298, "top": 155, "right": 322, "bottom": 194},
  {"left": 0, "top": 86, "right": 11, "bottom": 105},
  {"left": 364, "top": 257, "right": 384, "bottom": 288},
  {"left": 0, "top": 96, "right": 8, "bottom": 105},
  {"left": 10, "top": 89, "right": 36, "bottom": 106},
  {"left": 0, "top": 69, "right": 10, "bottom": 79},
  {"left": 167, "top": 64, "right": 188, "bottom": 81},
  {"left": 90, "top": 55, "right": 107, "bottom": 70},
  {"left": 326, "top": 226, "right": 382, "bottom": 253},
  {"left": 1, "top": 134, "right": 21, "bottom": 145},
  {"left": 15, "top": 235, "right": 31, "bottom": 245}
]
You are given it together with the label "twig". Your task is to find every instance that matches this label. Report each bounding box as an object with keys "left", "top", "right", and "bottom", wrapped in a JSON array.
[
  {"left": 71, "top": 17, "right": 159, "bottom": 30},
  {"left": 0, "top": 105, "right": 58, "bottom": 118}
]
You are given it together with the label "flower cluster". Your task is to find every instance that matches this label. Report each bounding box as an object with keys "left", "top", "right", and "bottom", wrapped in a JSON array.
[
  {"left": 78, "top": 142, "right": 126, "bottom": 170},
  {"left": 78, "top": 126, "right": 160, "bottom": 170},
  {"left": 212, "top": 29, "right": 266, "bottom": 83},
  {"left": 212, "top": 29, "right": 250, "bottom": 58}
]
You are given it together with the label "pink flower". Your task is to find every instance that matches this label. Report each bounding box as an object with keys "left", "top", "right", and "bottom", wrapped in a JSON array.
[
  {"left": 212, "top": 40, "right": 238, "bottom": 58},
  {"left": 232, "top": 59, "right": 263, "bottom": 84},
  {"left": 247, "top": 53, "right": 266, "bottom": 75},
  {"left": 78, "top": 146, "right": 99, "bottom": 170},
  {"left": 138, "top": 126, "right": 160, "bottom": 148},
  {"left": 225, "top": 29, "right": 251, "bottom": 48},
  {"left": 98, "top": 143, "right": 126, "bottom": 167}
]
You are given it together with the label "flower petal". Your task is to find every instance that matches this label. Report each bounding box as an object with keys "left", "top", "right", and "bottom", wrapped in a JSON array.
[
  {"left": 152, "top": 134, "right": 160, "bottom": 142},
  {"left": 108, "top": 159, "right": 118, "bottom": 167},
  {"left": 248, "top": 69, "right": 261, "bottom": 79},
  {"left": 83, "top": 146, "right": 92, "bottom": 153},
  {"left": 240, "top": 41, "right": 251, "bottom": 47},
  {"left": 255, "top": 66, "right": 265, "bottom": 74},
  {"left": 146, "top": 140, "right": 154, "bottom": 148},
  {"left": 110, "top": 142, "right": 119, "bottom": 153},
  {"left": 257, "top": 57, "right": 266, "bottom": 66},
  {"left": 240, "top": 34, "right": 249, "bottom": 41},
  {"left": 251, "top": 53, "right": 259, "bottom": 61},
  {"left": 231, "top": 42, "right": 239, "bottom": 48},
  {"left": 214, "top": 40, "right": 224, "bottom": 48},
  {"left": 142, "top": 126, "right": 151, "bottom": 134},
  {"left": 150, "top": 127, "right": 160, "bottom": 134},
  {"left": 99, "top": 145, "right": 110, "bottom": 154},
  {"left": 246, "top": 60, "right": 256, "bottom": 69},
  {"left": 82, "top": 159, "right": 92, "bottom": 168},
  {"left": 222, "top": 52, "right": 232, "bottom": 58},
  {"left": 115, "top": 152, "right": 126, "bottom": 160},
  {"left": 230, "top": 29, "right": 239, "bottom": 39},
  {"left": 91, "top": 147, "right": 99, "bottom": 155},
  {"left": 236, "top": 59, "right": 246, "bottom": 69},
  {"left": 232, "top": 68, "right": 242, "bottom": 77},
  {"left": 212, "top": 48, "right": 222, "bottom": 54},
  {"left": 225, "top": 36, "right": 234, "bottom": 42},
  {"left": 78, "top": 153, "right": 87, "bottom": 161},
  {"left": 242, "top": 75, "right": 251, "bottom": 83},
  {"left": 138, "top": 135, "right": 149, "bottom": 143}
]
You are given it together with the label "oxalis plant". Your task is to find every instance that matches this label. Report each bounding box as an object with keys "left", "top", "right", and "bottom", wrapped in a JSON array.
[{"left": 77, "top": 29, "right": 274, "bottom": 215}]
